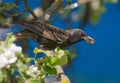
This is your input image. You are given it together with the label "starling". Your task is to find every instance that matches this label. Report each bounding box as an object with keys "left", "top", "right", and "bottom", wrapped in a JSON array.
[{"left": 14, "top": 21, "right": 95, "bottom": 49}]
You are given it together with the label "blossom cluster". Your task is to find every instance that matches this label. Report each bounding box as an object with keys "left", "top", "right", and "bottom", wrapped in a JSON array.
[
  {"left": 0, "top": 42, "right": 22, "bottom": 68},
  {"left": 26, "top": 65, "right": 40, "bottom": 78}
]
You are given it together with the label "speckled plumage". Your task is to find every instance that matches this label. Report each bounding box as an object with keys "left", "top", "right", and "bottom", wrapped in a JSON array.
[{"left": 14, "top": 21, "right": 94, "bottom": 49}]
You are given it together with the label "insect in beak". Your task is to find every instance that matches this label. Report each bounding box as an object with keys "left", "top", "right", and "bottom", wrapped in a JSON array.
[{"left": 83, "top": 36, "right": 95, "bottom": 44}]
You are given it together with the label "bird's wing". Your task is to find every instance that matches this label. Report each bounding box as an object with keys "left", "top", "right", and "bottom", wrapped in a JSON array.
[
  {"left": 43, "top": 24, "right": 69, "bottom": 42},
  {"left": 20, "top": 22, "right": 69, "bottom": 42}
]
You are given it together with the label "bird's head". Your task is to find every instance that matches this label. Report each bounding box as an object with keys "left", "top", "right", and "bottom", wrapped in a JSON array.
[{"left": 68, "top": 29, "right": 95, "bottom": 44}]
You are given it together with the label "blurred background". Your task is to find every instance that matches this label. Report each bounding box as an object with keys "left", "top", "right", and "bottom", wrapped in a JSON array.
[
  {"left": 65, "top": 4, "right": 120, "bottom": 83},
  {"left": 0, "top": 0, "right": 120, "bottom": 83}
]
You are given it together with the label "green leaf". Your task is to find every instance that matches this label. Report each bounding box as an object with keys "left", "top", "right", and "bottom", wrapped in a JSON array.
[
  {"left": 10, "top": 68, "right": 15, "bottom": 74},
  {"left": 44, "top": 51, "right": 52, "bottom": 57},
  {"left": 28, "top": 78, "right": 42, "bottom": 83},
  {"left": 0, "top": 69, "right": 8, "bottom": 82},
  {"left": 65, "top": 50, "right": 76, "bottom": 59},
  {"left": 54, "top": 48, "right": 68, "bottom": 65},
  {"left": 57, "top": 50, "right": 65, "bottom": 58},
  {"left": 55, "top": 54, "right": 68, "bottom": 66},
  {"left": 0, "top": 69, "right": 4, "bottom": 82},
  {"left": 5, "top": 33, "right": 16, "bottom": 48},
  {"left": 33, "top": 48, "right": 52, "bottom": 56},
  {"left": 33, "top": 47, "right": 43, "bottom": 54},
  {"left": 2, "top": 2, "right": 18, "bottom": 10},
  {"left": 69, "top": 52, "right": 76, "bottom": 59},
  {"left": 54, "top": 46, "right": 61, "bottom": 52},
  {"left": 24, "top": 57, "right": 33, "bottom": 63},
  {"left": 50, "top": 56, "right": 58, "bottom": 64},
  {"left": 43, "top": 64, "right": 57, "bottom": 76}
]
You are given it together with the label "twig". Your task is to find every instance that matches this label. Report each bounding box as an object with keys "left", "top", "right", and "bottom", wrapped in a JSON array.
[
  {"left": 24, "top": 0, "right": 38, "bottom": 20},
  {"left": 41, "top": 0, "right": 55, "bottom": 11},
  {"left": 50, "top": 0, "right": 94, "bottom": 24},
  {"left": 55, "top": 65, "right": 70, "bottom": 83},
  {"left": 38, "top": 0, "right": 63, "bottom": 22}
]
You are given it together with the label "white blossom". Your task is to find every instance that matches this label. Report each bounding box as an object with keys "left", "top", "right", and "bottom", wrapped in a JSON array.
[
  {"left": 0, "top": 43, "right": 22, "bottom": 68},
  {"left": 69, "top": 3, "right": 78, "bottom": 9},
  {"left": 26, "top": 65, "right": 40, "bottom": 77}
]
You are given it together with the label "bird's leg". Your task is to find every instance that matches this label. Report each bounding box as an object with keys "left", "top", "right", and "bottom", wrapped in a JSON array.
[{"left": 83, "top": 36, "right": 95, "bottom": 44}]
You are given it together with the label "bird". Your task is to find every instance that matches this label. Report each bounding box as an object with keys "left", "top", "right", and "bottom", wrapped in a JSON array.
[{"left": 14, "top": 21, "right": 95, "bottom": 49}]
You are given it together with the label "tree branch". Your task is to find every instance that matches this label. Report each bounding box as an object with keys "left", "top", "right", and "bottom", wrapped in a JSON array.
[
  {"left": 41, "top": 0, "right": 55, "bottom": 11},
  {"left": 38, "top": 0, "right": 63, "bottom": 22},
  {"left": 24, "top": 0, "right": 38, "bottom": 20}
]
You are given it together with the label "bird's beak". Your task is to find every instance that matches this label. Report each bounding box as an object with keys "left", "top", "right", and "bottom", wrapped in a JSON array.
[{"left": 83, "top": 36, "right": 95, "bottom": 44}]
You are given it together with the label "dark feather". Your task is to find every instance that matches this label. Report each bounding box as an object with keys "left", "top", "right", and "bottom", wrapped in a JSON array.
[
  {"left": 14, "top": 21, "right": 94, "bottom": 49},
  {"left": 20, "top": 22, "right": 69, "bottom": 43}
]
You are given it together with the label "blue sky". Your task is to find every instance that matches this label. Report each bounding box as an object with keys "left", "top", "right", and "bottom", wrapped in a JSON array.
[{"left": 64, "top": 3, "right": 120, "bottom": 83}]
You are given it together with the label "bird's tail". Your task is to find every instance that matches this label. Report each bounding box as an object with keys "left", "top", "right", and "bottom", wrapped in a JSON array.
[{"left": 83, "top": 36, "right": 95, "bottom": 44}]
